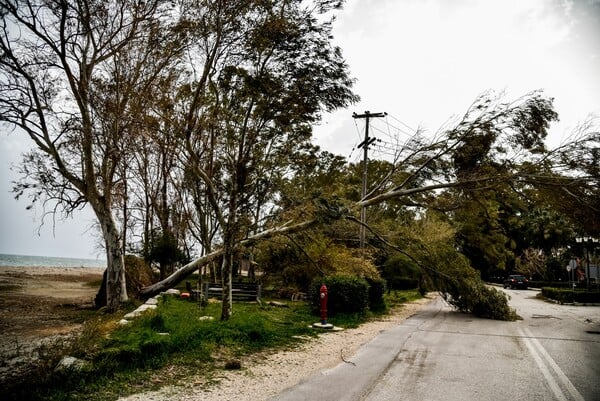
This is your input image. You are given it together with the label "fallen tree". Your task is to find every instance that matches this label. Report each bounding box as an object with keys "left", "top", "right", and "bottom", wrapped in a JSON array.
[
  {"left": 139, "top": 91, "right": 598, "bottom": 321},
  {"left": 139, "top": 219, "right": 316, "bottom": 297}
]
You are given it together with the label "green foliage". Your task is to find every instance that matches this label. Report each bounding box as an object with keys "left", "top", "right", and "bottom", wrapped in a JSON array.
[
  {"left": 382, "top": 253, "right": 421, "bottom": 290},
  {"left": 389, "top": 278, "right": 419, "bottom": 290},
  {"left": 145, "top": 231, "right": 187, "bottom": 279},
  {"left": 471, "top": 285, "right": 518, "bottom": 320},
  {"left": 257, "top": 231, "right": 380, "bottom": 290},
  {"left": 544, "top": 256, "right": 569, "bottom": 282},
  {"left": 1, "top": 297, "right": 326, "bottom": 401},
  {"left": 393, "top": 213, "right": 517, "bottom": 320},
  {"left": 454, "top": 194, "right": 520, "bottom": 277},
  {"left": 541, "top": 287, "right": 600, "bottom": 304},
  {"left": 309, "top": 275, "right": 370, "bottom": 315},
  {"left": 439, "top": 274, "right": 517, "bottom": 321},
  {"left": 522, "top": 208, "right": 575, "bottom": 254},
  {"left": 366, "top": 277, "right": 387, "bottom": 311}
]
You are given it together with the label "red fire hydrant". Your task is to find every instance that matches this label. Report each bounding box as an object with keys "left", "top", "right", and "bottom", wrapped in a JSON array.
[{"left": 320, "top": 284, "right": 328, "bottom": 325}]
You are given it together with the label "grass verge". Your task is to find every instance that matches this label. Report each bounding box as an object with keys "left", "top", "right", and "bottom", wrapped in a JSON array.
[{"left": 1, "top": 290, "right": 421, "bottom": 401}]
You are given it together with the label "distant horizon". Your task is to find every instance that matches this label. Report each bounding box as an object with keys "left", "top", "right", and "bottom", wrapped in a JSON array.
[
  {"left": 0, "top": 251, "right": 106, "bottom": 261},
  {"left": 0, "top": 253, "right": 106, "bottom": 268}
]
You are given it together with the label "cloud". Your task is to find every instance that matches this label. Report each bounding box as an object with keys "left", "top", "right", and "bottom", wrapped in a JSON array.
[{"left": 314, "top": 0, "right": 600, "bottom": 154}]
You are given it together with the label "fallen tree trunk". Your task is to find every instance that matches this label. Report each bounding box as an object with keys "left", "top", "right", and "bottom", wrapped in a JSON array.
[{"left": 140, "top": 219, "right": 316, "bottom": 297}]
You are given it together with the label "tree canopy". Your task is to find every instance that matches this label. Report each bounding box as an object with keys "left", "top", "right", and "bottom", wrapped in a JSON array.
[{"left": 2, "top": 1, "right": 598, "bottom": 320}]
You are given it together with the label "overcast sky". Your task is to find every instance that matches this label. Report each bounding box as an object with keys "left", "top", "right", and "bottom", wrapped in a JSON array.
[{"left": 1, "top": 0, "right": 599, "bottom": 259}]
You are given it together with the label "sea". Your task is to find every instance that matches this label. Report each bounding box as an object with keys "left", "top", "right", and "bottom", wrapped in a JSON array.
[{"left": 0, "top": 253, "right": 106, "bottom": 268}]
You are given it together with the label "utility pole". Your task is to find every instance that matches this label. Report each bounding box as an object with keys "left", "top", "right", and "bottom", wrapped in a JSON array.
[{"left": 353, "top": 110, "right": 386, "bottom": 248}]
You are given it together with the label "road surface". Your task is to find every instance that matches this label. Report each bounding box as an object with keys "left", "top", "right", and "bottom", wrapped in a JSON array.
[{"left": 271, "top": 289, "right": 600, "bottom": 401}]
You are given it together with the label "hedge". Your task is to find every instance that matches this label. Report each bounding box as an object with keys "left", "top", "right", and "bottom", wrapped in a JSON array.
[
  {"left": 541, "top": 287, "right": 600, "bottom": 304},
  {"left": 366, "top": 277, "right": 386, "bottom": 311},
  {"left": 309, "top": 275, "right": 370, "bottom": 315},
  {"left": 529, "top": 281, "right": 577, "bottom": 289}
]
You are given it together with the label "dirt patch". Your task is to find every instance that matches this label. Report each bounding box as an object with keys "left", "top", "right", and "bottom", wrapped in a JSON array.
[{"left": 0, "top": 266, "right": 103, "bottom": 358}]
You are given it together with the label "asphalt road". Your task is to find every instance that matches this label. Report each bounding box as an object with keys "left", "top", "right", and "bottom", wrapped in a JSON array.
[{"left": 271, "top": 289, "right": 600, "bottom": 401}]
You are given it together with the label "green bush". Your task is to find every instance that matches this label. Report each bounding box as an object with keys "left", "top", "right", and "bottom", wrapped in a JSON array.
[
  {"left": 366, "top": 277, "right": 386, "bottom": 311},
  {"left": 440, "top": 276, "right": 517, "bottom": 321},
  {"left": 310, "top": 275, "right": 369, "bottom": 316},
  {"left": 471, "top": 286, "right": 516, "bottom": 320},
  {"left": 541, "top": 288, "right": 600, "bottom": 303},
  {"left": 389, "top": 277, "right": 419, "bottom": 290},
  {"left": 382, "top": 254, "right": 420, "bottom": 290}
]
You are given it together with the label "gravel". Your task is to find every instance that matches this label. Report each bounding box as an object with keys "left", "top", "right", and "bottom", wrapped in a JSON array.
[{"left": 119, "top": 297, "right": 433, "bottom": 401}]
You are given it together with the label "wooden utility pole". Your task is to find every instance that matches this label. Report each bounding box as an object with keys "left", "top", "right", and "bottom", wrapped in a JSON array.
[{"left": 353, "top": 111, "right": 386, "bottom": 248}]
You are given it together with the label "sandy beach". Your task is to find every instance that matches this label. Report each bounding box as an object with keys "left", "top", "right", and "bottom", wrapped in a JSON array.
[{"left": 0, "top": 266, "right": 104, "bottom": 351}]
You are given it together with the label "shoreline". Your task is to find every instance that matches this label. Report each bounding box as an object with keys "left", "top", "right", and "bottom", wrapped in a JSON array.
[
  {"left": 0, "top": 265, "right": 103, "bottom": 301},
  {"left": 0, "top": 253, "right": 106, "bottom": 271},
  {"left": 0, "top": 265, "right": 105, "bottom": 276},
  {"left": 0, "top": 265, "right": 105, "bottom": 381}
]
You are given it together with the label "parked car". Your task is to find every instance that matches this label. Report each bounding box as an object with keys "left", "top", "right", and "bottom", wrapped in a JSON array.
[{"left": 503, "top": 274, "right": 528, "bottom": 289}]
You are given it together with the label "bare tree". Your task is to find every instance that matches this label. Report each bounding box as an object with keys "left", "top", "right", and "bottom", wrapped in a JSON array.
[{"left": 0, "top": 0, "right": 183, "bottom": 311}]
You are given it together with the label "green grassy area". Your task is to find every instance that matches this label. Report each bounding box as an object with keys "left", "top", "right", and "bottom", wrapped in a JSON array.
[
  {"left": 384, "top": 289, "right": 423, "bottom": 308},
  {"left": 1, "top": 290, "right": 422, "bottom": 401}
]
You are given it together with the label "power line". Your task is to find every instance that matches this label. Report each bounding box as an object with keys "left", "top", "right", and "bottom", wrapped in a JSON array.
[{"left": 387, "top": 113, "right": 417, "bottom": 133}]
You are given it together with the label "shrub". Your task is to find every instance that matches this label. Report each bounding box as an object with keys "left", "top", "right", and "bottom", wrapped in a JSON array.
[
  {"left": 389, "top": 277, "right": 419, "bottom": 290},
  {"left": 256, "top": 232, "right": 379, "bottom": 291},
  {"left": 366, "top": 277, "right": 386, "bottom": 311},
  {"left": 310, "top": 275, "right": 369, "bottom": 316},
  {"left": 529, "top": 281, "right": 574, "bottom": 289},
  {"left": 541, "top": 288, "right": 600, "bottom": 303},
  {"left": 439, "top": 275, "right": 517, "bottom": 321},
  {"left": 382, "top": 253, "right": 421, "bottom": 290},
  {"left": 471, "top": 285, "right": 517, "bottom": 320}
]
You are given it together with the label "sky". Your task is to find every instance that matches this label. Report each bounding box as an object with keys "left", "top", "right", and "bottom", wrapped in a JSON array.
[{"left": 1, "top": 0, "right": 599, "bottom": 259}]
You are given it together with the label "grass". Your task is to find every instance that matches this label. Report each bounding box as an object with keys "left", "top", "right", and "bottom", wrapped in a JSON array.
[
  {"left": 385, "top": 289, "right": 423, "bottom": 308},
  {"left": 0, "top": 290, "right": 422, "bottom": 401}
]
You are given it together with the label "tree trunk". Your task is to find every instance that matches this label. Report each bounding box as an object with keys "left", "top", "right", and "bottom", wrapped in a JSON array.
[
  {"left": 93, "top": 202, "right": 128, "bottom": 312},
  {"left": 220, "top": 239, "right": 234, "bottom": 320},
  {"left": 220, "top": 192, "right": 238, "bottom": 320},
  {"left": 104, "top": 218, "right": 128, "bottom": 312},
  {"left": 248, "top": 252, "right": 256, "bottom": 282}
]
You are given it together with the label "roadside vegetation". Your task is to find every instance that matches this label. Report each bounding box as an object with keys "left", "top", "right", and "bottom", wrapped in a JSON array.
[
  {"left": 0, "top": 288, "right": 420, "bottom": 401},
  {"left": 2, "top": 0, "right": 598, "bottom": 321},
  {"left": 1, "top": 1, "right": 598, "bottom": 397},
  {"left": 540, "top": 287, "right": 600, "bottom": 304}
]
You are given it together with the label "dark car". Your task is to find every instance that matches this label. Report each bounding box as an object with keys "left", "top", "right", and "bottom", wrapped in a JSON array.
[{"left": 503, "top": 274, "right": 528, "bottom": 289}]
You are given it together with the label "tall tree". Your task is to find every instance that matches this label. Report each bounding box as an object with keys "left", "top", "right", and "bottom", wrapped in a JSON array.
[
  {"left": 177, "top": 0, "right": 358, "bottom": 320},
  {"left": 0, "top": 0, "right": 182, "bottom": 311}
]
